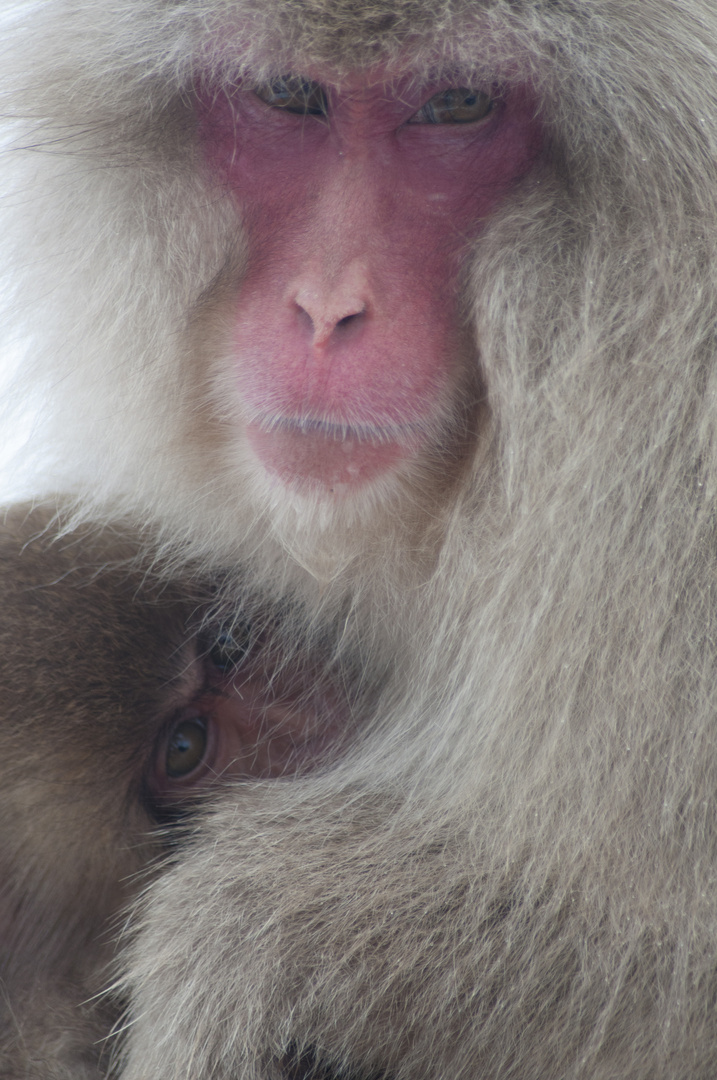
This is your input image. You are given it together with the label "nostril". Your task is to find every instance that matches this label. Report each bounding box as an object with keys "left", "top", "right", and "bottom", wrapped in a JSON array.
[
  {"left": 294, "top": 302, "right": 316, "bottom": 335},
  {"left": 336, "top": 311, "right": 363, "bottom": 329},
  {"left": 292, "top": 301, "right": 363, "bottom": 346},
  {"left": 291, "top": 260, "right": 373, "bottom": 346}
]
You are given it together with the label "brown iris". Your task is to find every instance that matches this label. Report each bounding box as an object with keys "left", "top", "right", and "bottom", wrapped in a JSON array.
[{"left": 165, "top": 716, "right": 208, "bottom": 778}]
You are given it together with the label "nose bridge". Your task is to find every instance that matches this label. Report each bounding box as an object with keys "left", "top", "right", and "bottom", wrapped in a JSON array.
[
  {"left": 288, "top": 156, "right": 386, "bottom": 342},
  {"left": 316, "top": 152, "right": 382, "bottom": 261}
]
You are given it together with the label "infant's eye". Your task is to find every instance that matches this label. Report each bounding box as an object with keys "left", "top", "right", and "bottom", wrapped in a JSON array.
[
  {"left": 254, "top": 77, "right": 328, "bottom": 116},
  {"left": 165, "top": 716, "right": 208, "bottom": 778},
  {"left": 209, "top": 621, "right": 253, "bottom": 672},
  {"left": 409, "top": 88, "right": 493, "bottom": 125}
]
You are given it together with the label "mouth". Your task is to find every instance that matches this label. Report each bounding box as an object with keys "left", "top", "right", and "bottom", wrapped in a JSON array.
[{"left": 245, "top": 413, "right": 422, "bottom": 491}]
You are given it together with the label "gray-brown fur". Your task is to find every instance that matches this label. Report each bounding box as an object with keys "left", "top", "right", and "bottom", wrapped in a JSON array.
[
  {"left": 3, "top": 0, "right": 717, "bottom": 1077},
  {"left": 0, "top": 506, "right": 201, "bottom": 1079}
]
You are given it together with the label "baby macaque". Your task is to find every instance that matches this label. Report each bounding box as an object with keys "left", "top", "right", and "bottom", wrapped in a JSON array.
[{"left": 0, "top": 505, "right": 345, "bottom": 1079}]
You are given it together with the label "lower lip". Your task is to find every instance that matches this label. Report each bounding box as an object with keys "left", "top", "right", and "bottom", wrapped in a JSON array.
[{"left": 246, "top": 421, "right": 412, "bottom": 490}]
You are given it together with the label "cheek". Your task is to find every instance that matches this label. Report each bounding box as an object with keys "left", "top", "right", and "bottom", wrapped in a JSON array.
[{"left": 203, "top": 668, "right": 344, "bottom": 777}]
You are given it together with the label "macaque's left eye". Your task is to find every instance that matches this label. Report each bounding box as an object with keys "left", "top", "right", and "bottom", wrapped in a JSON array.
[
  {"left": 254, "top": 77, "right": 328, "bottom": 116},
  {"left": 409, "top": 87, "right": 493, "bottom": 125}
]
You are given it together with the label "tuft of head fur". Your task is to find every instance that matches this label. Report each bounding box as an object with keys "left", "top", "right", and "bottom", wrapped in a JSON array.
[{"left": 4, "top": 0, "right": 717, "bottom": 1076}]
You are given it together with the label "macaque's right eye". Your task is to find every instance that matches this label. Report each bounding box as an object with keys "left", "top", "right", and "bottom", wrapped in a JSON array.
[
  {"left": 254, "top": 77, "right": 328, "bottom": 116},
  {"left": 165, "top": 716, "right": 209, "bottom": 778}
]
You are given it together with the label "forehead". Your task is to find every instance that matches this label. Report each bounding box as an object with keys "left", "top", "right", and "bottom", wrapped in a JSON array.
[
  {"left": 230, "top": 0, "right": 487, "bottom": 71},
  {"left": 199, "top": 1, "right": 513, "bottom": 93}
]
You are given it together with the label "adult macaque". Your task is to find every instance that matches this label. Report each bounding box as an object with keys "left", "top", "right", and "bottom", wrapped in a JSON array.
[
  {"left": 0, "top": 506, "right": 345, "bottom": 1078},
  {"left": 3, "top": 0, "right": 717, "bottom": 1075}
]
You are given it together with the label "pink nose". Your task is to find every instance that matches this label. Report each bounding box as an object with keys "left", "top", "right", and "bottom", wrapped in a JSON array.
[{"left": 291, "top": 260, "right": 372, "bottom": 348}]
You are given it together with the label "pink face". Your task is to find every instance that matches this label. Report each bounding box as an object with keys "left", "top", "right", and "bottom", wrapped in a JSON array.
[
  {"left": 147, "top": 629, "right": 346, "bottom": 816},
  {"left": 198, "top": 71, "right": 542, "bottom": 493}
]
